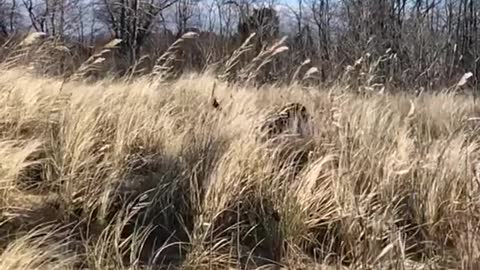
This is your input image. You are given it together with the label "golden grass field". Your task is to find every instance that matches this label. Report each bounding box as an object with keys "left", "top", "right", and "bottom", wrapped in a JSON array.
[{"left": 0, "top": 66, "right": 479, "bottom": 270}]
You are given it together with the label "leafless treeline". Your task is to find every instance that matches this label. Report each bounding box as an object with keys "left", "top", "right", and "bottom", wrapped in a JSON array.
[{"left": 0, "top": 0, "right": 479, "bottom": 91}]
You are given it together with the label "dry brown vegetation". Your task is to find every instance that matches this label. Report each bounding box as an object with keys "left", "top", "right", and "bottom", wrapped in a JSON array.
[{"left": 1, "top": 31, "right": 480, "bottom": 270}]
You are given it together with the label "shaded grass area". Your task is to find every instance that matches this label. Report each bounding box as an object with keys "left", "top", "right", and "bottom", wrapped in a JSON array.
[{"left": 0, "top": 69, "right": 479, "bottom": 269}]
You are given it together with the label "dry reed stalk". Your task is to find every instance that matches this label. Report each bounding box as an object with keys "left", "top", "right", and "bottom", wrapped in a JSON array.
[
  {"left": 125, "top": 55, "right": 151, "bottom": 79},
  {"left": 210, "top": 82, "right": 221, "bottom": 111},
  {"left": 11, "top": 36, "right": 73, "bottom": 77},
  {"left": 68, "top": 38, "right": 123, "bottom": 81},
  {"left": 291, "top": 59, "right": 311, "bottom": 84},
  {"left": 342, "top": 51, "right": 394, "bottom": 95},
  {"left": 150, "top": 32, "right": 199, "bottom": 81},
  {"left": 238, "top": 36, "right": 289, "bottom": 85},
  {"left": 444, "top": 71, "right": 475, "bottom": 94},
  {"left": 32, "top": 41, "right": 73, "bottom": 77},
  {"left": 302, "top": 67, "right": 321, "bottom": 86},
  {"left": 217, "top": 33, "right": 256, "bottom": 83},
  {"left": 1, "top": 32, "right": 48, "bottom": 70},
  {"left": 19, "top": 32, "right": 48, "bottom": 47}
]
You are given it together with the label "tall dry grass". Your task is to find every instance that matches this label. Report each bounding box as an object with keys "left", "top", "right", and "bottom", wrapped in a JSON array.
[{"left": 0, "top": 64, "right": 479, "bottom": 269}]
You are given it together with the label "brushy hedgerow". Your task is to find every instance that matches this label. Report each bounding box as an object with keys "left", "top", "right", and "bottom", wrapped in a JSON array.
[{"left": 0, "top": 68, "right": 479, "bottom": 269}]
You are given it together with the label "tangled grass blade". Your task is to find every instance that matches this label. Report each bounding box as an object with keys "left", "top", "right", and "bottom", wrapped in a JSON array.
[{"left": 0, "top": 25, "right": 478, "bottom": 269}]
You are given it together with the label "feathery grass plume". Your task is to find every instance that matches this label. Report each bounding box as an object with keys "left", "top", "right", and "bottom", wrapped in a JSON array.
[
  {"left": 151, "top": 32, "right": 200, "bottom": 81},
  {"left": 445, "top": 71, "right": 475, "bottom": 94},
  {"left": 457, "top": 72, "right": 473, "bottom": 88},
  {"left": 218, "top": 33, "right": 257, "bottom": 83},
  {"left": 238, "top": 36, "right": 289, "bottom": 86},
  {"left": 125, "top": 54, "right": 152, "bottom": 79},
  {"left": 342, "top": 50, "right": 395, "bottom": 95},
  {"left": 68, "top": 38, "right": 122, "bottom": 81},
  {"left": 303, "top": 67, "right": 320, "bottom": 82},
  {"left": 291, "top": 58, "right": 311, "bottom": 84},
  {"left": 19, "top": 32, "right": 48, "bottom": 47},
  {"left": 30, "top": 39, "right": 74, "bottom": 77},
  {"left": 1, "top": 32, "right": 48, "bottom": 70}
]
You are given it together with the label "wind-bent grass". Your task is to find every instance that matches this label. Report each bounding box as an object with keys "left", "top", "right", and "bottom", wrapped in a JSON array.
[{"left": 0, "top": 67, "right": 479, "bottom": 269}]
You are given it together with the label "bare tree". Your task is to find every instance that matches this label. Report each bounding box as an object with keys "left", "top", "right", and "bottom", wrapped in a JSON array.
[
  {"left": 174, "top": 0, "right": 200, "bottom": 36},
  {"left": 97, "top": 0, "right": 178, "bottom": 64},
  {"left": 0, "top": 0, "right": 478, "bottom": 89},
  {"left": 0, "top": 0, "right": 22, "bottom": 36}
]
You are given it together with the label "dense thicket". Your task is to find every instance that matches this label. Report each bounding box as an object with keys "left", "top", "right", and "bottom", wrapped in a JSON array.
[{"left": 1, "top": 0, "right": 479, "bottom": 90}]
